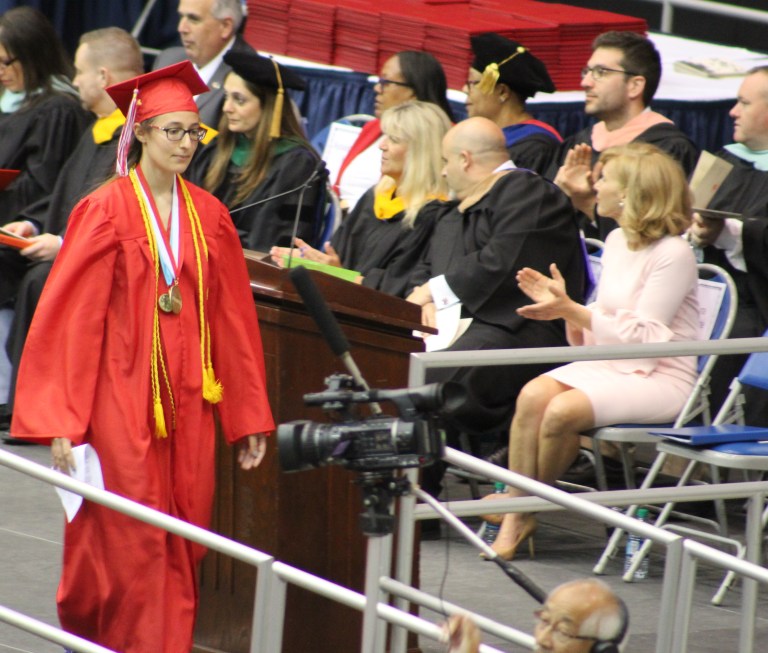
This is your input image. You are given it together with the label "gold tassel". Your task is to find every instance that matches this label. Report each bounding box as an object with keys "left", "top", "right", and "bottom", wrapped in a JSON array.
[
  {"left": 269, "top": 58, "right": 284, "bottom": 140},
  {"left": 154, "top": 400, "right": 168, "bottom": 438},
  {"left": 477, "top": 46, "right": 527, "bottom": 95},
  {"left": 203, "top": 366, "right": 223, "bottom": 403}
]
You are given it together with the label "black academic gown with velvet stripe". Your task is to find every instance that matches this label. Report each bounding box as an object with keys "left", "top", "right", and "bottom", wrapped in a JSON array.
[
  {"left": 696, "top": 149, "right": 768, "bottom": 423},
  {"left": 0, "top": 93, "right": 89, "bottom": 218},
  {"left": 410, "top": 169, "right": 585, "bottom": 435},
  {"left": 331, "top": 188, "right": 442, "bottom": 298}
]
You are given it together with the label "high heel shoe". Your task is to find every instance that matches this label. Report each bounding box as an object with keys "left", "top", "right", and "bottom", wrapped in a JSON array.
[
  {"left": 483, "top": 515, "right": 537, "bottom": 562},
  {"left": 479, "top": 491, "right": 509, "bottom": 525}
]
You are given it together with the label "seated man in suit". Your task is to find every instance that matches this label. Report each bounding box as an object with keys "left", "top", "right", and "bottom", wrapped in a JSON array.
[
  {"left": 154, "top": 0, "right": 252, "bottom": 126},
  {"left": 407, "top": 117, "right": 585, "bottom": 498},
  {"left": 689, "top": 65, "right": 768, "bottom": 423},
  {"left": 549, "top": 30, "right": 698, "bottom": 239},
  {"left": 0, "top": 27, "right": 144, "bottom": 436}
]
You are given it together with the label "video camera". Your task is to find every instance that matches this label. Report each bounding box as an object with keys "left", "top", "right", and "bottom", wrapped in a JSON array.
[{"left": 278, "top": 374, "right": 465, "bottom": 474}]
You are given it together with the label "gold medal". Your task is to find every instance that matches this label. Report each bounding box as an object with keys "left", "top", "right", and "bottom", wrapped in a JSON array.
[
  {"left": 158, "top": 292, "right": 173, "bottom": 313},
  {"left": 169, "top": 284, "right": 182, "bottom": 315}
]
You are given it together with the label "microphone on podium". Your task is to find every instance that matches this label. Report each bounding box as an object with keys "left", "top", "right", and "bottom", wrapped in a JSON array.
[{"left": 288, "top": 265, "right": 382, "bottom": 414}]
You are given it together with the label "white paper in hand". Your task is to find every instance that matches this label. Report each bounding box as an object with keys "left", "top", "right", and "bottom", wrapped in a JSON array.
[{"left": 54, "top": 444, "right": 105, "bottom": 522}]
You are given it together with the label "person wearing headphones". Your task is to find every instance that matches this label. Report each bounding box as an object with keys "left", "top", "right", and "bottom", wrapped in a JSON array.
[
  {"left": 533, "top": 579, "right": 629, "bottom": 653},
  {"left": 444, "top": 578, "right": 629, "bottom": 653}
]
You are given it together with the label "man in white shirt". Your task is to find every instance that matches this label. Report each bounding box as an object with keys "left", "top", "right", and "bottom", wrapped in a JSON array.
[{"left": 153, "top": 0, "right": 252, "bottom": 126}]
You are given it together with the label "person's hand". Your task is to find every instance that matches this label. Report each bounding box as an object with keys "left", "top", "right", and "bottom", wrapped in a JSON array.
[
  {"left": 554, "top": 143, "right": 597, "bottom": 216},
  {"left": 443, "top": 614, "right": 481, "bottom": 653},
  {"left": 51, "top": 437, "right": 76, "bottom": 474},
  {"left": 19, "top": 233, "right": 62, "bottom": 262},
  {"left": 516, "top": 263, "right": 573, "bottom": 321},
  {"left": 688, "top": 211, "right": 724, "bottom": 248},
  {"left": 406, "top": 283, "right": 433, "bottom": 306},
  {"left": 269, "top": 238, "right": 341, "bottom": 268},
  {"left": 2, "top": 221, "right": 36, "bottom": 237},
  {"left": 238, "top": 434, "right": 267, "bottom": 470}
]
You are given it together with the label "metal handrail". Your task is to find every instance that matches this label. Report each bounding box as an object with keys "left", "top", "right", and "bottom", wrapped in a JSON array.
[
  {"left": 0, "top": 448, "right": 508, "bottom": 653},
  {"left": 389, "top": 337, "right": 768, "bottom": 653},
  {"left": 636, "top": 0, "right": 768, "bottom": 34}
]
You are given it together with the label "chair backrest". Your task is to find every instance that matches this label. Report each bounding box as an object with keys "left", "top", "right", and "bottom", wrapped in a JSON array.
[
  {"left": 673, "top": 263, "right": 737, "bottom": 427},
  {"left": 583, "top": 237, "right": 604, "bottom": 304},
  {"left": 736, "top": 327, "right": 768, "bottom": 391}
]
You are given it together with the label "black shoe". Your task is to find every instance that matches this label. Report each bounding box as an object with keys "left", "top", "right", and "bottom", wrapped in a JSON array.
[
  {"left": 484, "top": 446, "right": 508, "bottom": 468},
  {"left": 1, "top": 432, "right": 33, "bottom": 446}
]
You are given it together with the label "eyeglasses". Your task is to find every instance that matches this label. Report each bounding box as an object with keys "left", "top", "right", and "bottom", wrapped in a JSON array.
[
  {"left": 147, "top": 124, "right": 207, "bottom": 142},
  {"left": 581, "top": 65, "right": 638, "bottom": 81},
  {"left": 0, "top": 56, "right": 18, "bottom": 71},
  {"left": 533, "top": 610, "right": 600, "bottom": 646},
  {"left": 377, "top": 78, "right": 412, "bottom": 90}
]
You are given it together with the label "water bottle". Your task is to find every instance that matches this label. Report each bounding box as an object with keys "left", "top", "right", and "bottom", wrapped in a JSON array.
[
  {"left": 624, "top": 507, "right": 650, "bottom": 579},
  {"left": 480, "top": 482, "right": 506, "bottom": 545}
]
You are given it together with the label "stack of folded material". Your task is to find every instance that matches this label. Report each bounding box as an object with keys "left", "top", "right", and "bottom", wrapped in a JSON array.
[
  {"left": 333, "top": 0, "right": 380, "bottom": 71},
  {"left": 422, "top": 5, "right": 559, "bottom": 90},
  {"left": 247, "top": 0, "right": 290, "bottom": 54},
  {"left": 288, "top": 0, "right": 336, "bottom": 62},
  {"left": 379, "top": 7, "right": 427, "bottom": 67},
  {"left": 540, "top": 2, "right": 647, "bottom": 90},
  {"left": 245, "top": 0, "right": 647, "bottom": 89}
]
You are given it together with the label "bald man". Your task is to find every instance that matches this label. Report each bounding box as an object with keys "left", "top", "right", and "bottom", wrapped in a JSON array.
[
  {"left": 408, "top": 117, "right": 585, "bottom": 497},
  {"left": 533, "top": 579, "right": 629, "bottom": 653},
  {"left": 444, "top": 579, "right": 628, "bottom": 653}
]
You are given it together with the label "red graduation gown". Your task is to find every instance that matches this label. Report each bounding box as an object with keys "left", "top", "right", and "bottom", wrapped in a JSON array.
[{"left": 12, "top": 175, "right": 274, "bottom": 653}]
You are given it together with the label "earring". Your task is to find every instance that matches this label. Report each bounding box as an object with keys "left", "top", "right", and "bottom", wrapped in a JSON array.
[{"left": 618, "top": 200, "right": 625, "bottom": 209}]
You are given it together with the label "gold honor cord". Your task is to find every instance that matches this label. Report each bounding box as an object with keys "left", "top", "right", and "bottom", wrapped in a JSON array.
[
  {"left": 130, "top": 170, "right": 221, "bottom": 437},
  {"left": 477, "top": 46, "right": 527, "bottom": 95}
]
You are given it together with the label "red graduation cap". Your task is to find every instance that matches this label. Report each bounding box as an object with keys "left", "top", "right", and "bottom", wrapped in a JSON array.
[{"left": 105, "top": 60, "right": 209, "bottom": 176}]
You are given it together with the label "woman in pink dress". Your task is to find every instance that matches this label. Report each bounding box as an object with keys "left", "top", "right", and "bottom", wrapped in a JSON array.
[{"left": 486, "top": 142, "right": 699, "bottom": 560}]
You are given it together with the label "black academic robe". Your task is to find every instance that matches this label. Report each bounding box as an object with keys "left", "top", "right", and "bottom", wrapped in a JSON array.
[
  {"left": 411, "top": 169, "right": 585, "bottom": 437},
  {"left": 545, "top": 122, "right": 700, "bottom": 240},
  {"left": 0, "top": 129, "right": 120, "bottom": 413},
  {"left": 0, "top": 93, "right": 89, "bottom": 218},
  {"left": 190, "top": 139, "right": 326, "bottom": 252},
  {"left": 698, "top": 149, "right": 768, "bottom": 423},
  {"left": 331, "top": 188, "right": 441, "bottom": 298}
]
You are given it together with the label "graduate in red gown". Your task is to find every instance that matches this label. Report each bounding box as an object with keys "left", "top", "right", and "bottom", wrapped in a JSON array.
[{"left": 11, "top": 61, "right": 274, "bottom": 653}]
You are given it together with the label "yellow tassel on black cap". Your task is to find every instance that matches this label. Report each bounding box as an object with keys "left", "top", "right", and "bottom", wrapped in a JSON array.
[
  {"left": 477, "top": 46, "right": 527, "bottom": 95},
  {"left": 269, "top": 58, "right": 284, "bottom": 140}
]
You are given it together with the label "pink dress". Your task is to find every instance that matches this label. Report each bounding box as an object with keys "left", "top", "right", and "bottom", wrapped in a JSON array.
[{"left": 546, "top": 229, "right": 699, "bottom": 426}]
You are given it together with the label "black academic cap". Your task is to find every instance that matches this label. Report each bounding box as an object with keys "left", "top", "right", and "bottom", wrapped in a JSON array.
[
  {"left": 470, "top": 33, "right": 555, "bottom": 98},
  {"left": 223, "top": 50, "right": 306, "bottom": 91}
]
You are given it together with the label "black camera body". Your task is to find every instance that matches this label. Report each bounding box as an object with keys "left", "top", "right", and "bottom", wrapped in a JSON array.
[{"left": 278, "top": 375, "right": 464, "bottom": 474}]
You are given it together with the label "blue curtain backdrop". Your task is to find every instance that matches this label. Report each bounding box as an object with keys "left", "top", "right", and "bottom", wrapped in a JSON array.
[{"left": 0, "top": 0, "right": 734, "bottom": 151}]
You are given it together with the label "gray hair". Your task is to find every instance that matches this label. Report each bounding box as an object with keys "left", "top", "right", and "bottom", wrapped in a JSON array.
[{"left": 212, "top": 0, "right": 245, "bottom": 32}]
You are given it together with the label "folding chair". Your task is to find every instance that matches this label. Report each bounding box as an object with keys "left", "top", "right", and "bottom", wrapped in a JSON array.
[
  {"left": 591, "top": 263, "right": 738, "bottom": 575},
  {"left": 624, "top": 338, "right": 768, "bottom": 600}
]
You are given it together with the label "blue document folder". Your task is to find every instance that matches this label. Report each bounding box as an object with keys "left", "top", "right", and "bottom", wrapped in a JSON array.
[{"left": 649, "top": 424, "right": 768, "bottom": 446}]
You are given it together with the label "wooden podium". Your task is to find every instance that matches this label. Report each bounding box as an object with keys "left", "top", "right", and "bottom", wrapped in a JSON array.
[{"left": 193, "top": 257, "right": 426, "bottom": 653}]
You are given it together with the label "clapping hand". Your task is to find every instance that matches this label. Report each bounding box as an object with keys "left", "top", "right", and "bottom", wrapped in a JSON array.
[
  {"left": 516, "top": 263, "right": 572, "bottom": 321},
  {"left": 554, "top": 143, "right": 599, "bottom": 216}
]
